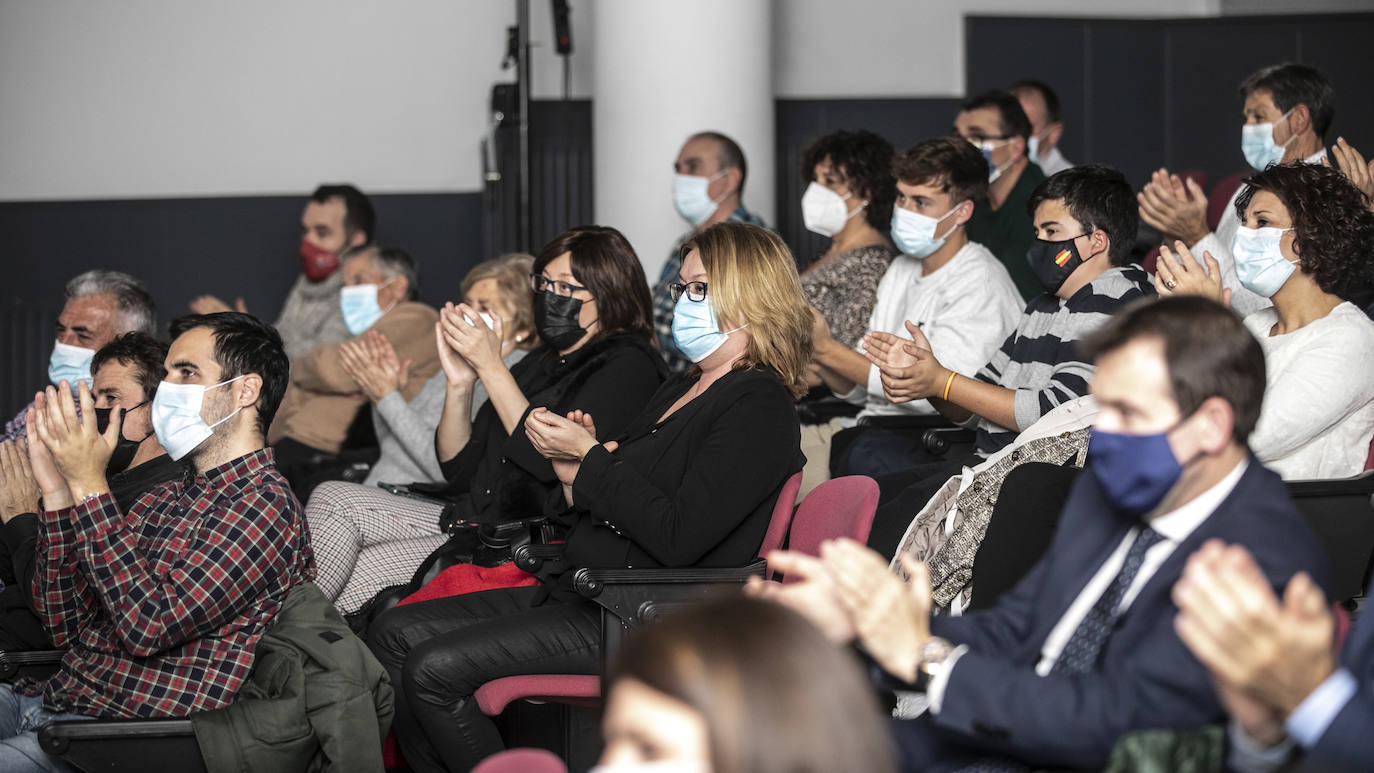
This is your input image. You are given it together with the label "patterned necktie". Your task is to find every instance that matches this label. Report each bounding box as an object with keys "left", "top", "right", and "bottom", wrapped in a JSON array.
[{"left": 1052, "top": 526, "right": 1167, "bottom": 675}]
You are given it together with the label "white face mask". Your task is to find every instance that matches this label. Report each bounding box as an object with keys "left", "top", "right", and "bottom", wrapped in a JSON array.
[
  {"left": 801, "top": 181, "right": 865, "bottom": 237},
  {"left": 48, "top": 341, "right": 96, "bottom": 390},
  {"left": 151, "top": 375, "right": 245, "bottom": 461},
  {"left": 1241, "top": 109, "right": 1295, "bottom": 171},
  {"left": 971, "top": 138, "right": 1017, "bottom": 183},
  {"left": 890, "top": 203, "right": 960, "bottom": 258},
  {"left": 340, "top": 278, "right": 398, "bottom": 336},
  {"left": 673, "top": 171, "right": 728, "bottom": 226},
  {"left": 1232, "top": 225, "right": 1298, "bottom": 297}
]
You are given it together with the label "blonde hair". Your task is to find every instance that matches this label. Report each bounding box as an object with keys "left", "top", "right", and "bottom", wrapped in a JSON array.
[
  {"left": 461, "top": 253, "right": 538, "bottom": 350},
  {"left": 684, "top": 222, "right": 813, "bottom": 399}
]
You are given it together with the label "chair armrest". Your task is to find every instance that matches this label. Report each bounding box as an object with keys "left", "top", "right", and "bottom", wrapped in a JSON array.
[
  {"left": 922, "top": 427, "right": 976, "bottom": 457},
  {"left": 0, "top": 649, "right": 64, "bottom": 681},
  {"left": 38, "top": 718, "right": 195, "bottom": 753},
  {"left": 1285, "top": 470, "right": 1374, "bottom": 498},
  {"left": 573, "top": 560, "right": 766, "bottom": 625},
  {"left": 513, "top": 543, "right": 566, "bottom": 573}
]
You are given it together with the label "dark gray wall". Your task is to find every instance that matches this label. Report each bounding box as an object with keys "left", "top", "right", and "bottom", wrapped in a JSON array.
[{"left": 966, "top": 12, "right": 1374, "bottom": 191}]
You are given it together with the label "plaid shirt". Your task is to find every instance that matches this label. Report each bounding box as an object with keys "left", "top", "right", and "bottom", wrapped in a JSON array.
[
  {"left": 651, "top": 205, "right": 769, "bottom": 373},
  {"left": 22, "top": 448, "right": 314, "bottom": 718}
]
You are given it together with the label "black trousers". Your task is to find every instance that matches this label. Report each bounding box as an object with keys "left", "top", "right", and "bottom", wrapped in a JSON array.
[{"left": 366, "top": 585, "right": 600, "bottom": 773}]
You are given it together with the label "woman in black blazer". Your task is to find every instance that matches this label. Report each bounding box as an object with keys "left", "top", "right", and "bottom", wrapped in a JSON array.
[{"left": 367, "top": 222, "right": 814, "bottom": 772}]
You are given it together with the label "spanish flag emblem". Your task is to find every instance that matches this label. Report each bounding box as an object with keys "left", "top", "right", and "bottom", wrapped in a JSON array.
[{"left": 1053, "top": 249, "right": 1073, "bottom": 267}]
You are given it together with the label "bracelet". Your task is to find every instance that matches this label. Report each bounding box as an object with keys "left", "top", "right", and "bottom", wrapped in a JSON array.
[{"left": 941, "top": 370, "right": 957, "bottom": 402}]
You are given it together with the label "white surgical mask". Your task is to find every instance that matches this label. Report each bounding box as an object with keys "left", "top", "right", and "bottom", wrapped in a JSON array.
[
  {"left": 1232, "top": 225, "right": 1297, "bottom": 297},
  {"left": 801, "top": 181, "right": 864, "bottom": 237},
  {"left": 890, "top": 204, "right": 960, "bottom": 258},
  {"left": 151, "top": 375, "right": 245, "bottom": 461},
  {"left": 971, "top": 139, "right": 1016, "bottom": 183},
  {"left": 340, "top": 278, "right": 397, "bottom": 335},
  {"left": 673, "top": 171, "right": 728, "bottom": 226},
  {"left": 1241, "top": 109, "right": 1295, "bottom": 171},
  {"left": 48, "top": 342, "right": 96, "bottom": 390}
]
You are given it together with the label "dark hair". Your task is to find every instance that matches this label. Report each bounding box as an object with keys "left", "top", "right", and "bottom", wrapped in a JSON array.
[
  {"left": 533, "top": 226, "right": 653, "bottom": 341},
  {"left": 800, "top": 129, "right": 897, "bottom": 232},
  {"left": 960, "top": 89, "right": 1033, "bottom": 143},
  {"left": 1080, "top": 296, "right": 1266, "bottom": 443},
  {"left": 1027, "top": 164, "right": 1139, "bottom": 266},
  {"left": 310, "top": 184, "right": 376, "bottom": 242},
  {"left": 1234, "top": 163, "right": 1374, "bottom": 300},
  {"left": 168, "top": 312, "right": 290, "bottom": 438},
  {"left": 689, "top": 131, "right": 748, "bottom": 195},
  {"left": 611, "top": 597, "right": 897, "bottom": 773},
  {"left": 892, "top": 136, "right": 990, "bottom": 209},
  {"left": 1008, "top": 79, "right": 1062, "bottom": 124},
  {"left": 1239, "top": 63, "right": 1335, "bottom": 141},
  {"left": 65, "top": 270, "right": 157, "bottom": 336},
  {"left": 343, "top": 244, "right": 421, "bottom": 301},
  {"left": 91, "top": 332, "right": 169, "bottom": 404}
]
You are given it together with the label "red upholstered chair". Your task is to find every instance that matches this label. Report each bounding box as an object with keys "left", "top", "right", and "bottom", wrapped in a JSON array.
[
  {"left": 473, "top": 748, "right": 569, "bottom": 773},
  {"left": 472, "top": 474, "right": 881, "bottom": 763},
  {"left": 1208, "top": 172, "right": 1249, "bottom": 231}
]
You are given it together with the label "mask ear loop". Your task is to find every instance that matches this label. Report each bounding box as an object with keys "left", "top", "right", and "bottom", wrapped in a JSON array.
[
  {"left": 204, "top": 374, "right": 247, "bottom": 431},
  {"left": 932, "top": 202, "right": 965, "bottom": 242}
]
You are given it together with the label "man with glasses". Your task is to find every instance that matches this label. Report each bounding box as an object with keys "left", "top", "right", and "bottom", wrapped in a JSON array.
[{"left": 955, "top": 90, "right": 1046, "bottom": 300}]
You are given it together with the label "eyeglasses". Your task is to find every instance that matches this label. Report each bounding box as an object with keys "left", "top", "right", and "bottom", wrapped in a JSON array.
[
  {"left": 530, "top": 273, "right": 588, "bottom": 297},
  {"left": 669, "top": 281, "right": 708, "bottom": 302}
]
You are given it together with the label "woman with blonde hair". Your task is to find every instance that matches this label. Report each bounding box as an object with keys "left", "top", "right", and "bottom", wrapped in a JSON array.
[{"left": 368, "top": 221, "right": 813, "bottom": 772}]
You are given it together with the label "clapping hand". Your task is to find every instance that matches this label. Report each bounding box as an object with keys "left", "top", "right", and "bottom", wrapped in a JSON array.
[
  {"left": 0, "top": 440, "right": 40, "bottom": 523},
  {"left": 862, "top": 321, "right": 947, "bottom": 404},
  {"left": 27, "top": 382, "right": 119, "bottom": 505},
  {"left": 1153, "top": 240, "right": 1230, "bottom": 306},
  {"left": 821, "top": 539, "right": 933, "bottom": 683},
  {"left": 1324, "top": 137, "right": 1374, "bottom": 208},
  {"left": 439, "top": 302, "right": 506, "bottom": 375},
  {"left": 745, "top": 550, "right": 857, "bottom": 645},
  {"left": 1138, "top": 168, "right": 1210, "bottom": 245},
  {"left": 525, "top": 409, "right": 608, "bottom": 487},
  {"left": 340, "top": 330, "right": 411, "bottom": 402}
]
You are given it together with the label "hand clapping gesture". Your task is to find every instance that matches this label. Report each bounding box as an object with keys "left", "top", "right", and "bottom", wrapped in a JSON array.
[
  {"left": 27, "top": 382, "right": 121, "bottom": 506},
  {"left": 1153, "top": 240, "right": 1230, "bottom": 306},
  {"left": 340, "top": 330, "right": 411, "bottom": 402},
  {"left": 0, "top": 440, "right": 40, "bottom": 523},
  {"left": 524, "top": 408, "right": 610, "bottom": 487},
  {"left": 862, "top": 321, "right": 948, "bottom": 404},
  {"left": 1137, "top": 168, "right": 1210, "bottom": 245},
  {"left": 438, "top": 302, "right": 506, "bottom": 377}
]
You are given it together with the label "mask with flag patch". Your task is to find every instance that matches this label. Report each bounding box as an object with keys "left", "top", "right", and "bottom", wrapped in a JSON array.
[{"left": 1025, "top": 235, "right": 1086, "bottom": 295}]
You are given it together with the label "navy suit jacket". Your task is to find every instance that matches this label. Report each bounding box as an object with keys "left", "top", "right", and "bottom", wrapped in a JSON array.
[
  {"left": 920, "top": 457, "right": 1330, "bottom": 770},
  {"left": 1307, "top": 565, "right": 1374, "bottom": 768}
]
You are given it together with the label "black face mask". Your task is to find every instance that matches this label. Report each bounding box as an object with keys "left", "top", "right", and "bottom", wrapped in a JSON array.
[
  {"left": 533, "top": 291, "right": 590, "bottom": 350},
  {"left": 94, "top": 402, "right": 151, "bottom": 476},
  {"left": 1026, "top": 235, "right": 1088, "bottom": 295}
]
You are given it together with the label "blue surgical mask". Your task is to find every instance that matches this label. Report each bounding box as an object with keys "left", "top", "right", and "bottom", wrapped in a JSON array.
[
  {"left": 151, "top": 376, "right": 244, "bottom": 461},
  {"left": 1232, "top": 226, "right": 1297, "bottom": 298},
  {"left": 340, "top": 278, "right": 397, "bottom": 335},
  {"left": 48, "top": 342, "right": 96, "bottom": 390},
  {"left": 890, "top": 204, "right": 960, "bottom": 258},
  {"left": 971, "top": 139, "right": 1015, "bottom": 183},
  {"left": 672, "top": 171, "right": 727, "bottom": 226},
  {"left": 671, "top": 296, "right": 747, "bottom": 363},
  {"left": 1240, "top": 109, "right": 1294, "bottom": 171},
  {"left": 1087, "top": 423, "right": 1190, "bottom": 515}
]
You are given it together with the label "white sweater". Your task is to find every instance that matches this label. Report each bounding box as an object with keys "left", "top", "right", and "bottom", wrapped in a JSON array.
[
  {"left": 841, "top": 241, "right": 1023, "bottom": 419},
  {"left": 1246, "top": 302, "right": 1374, "bottom": 480}
]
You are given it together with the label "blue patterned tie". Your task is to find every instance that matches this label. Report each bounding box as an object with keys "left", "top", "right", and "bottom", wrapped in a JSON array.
[{"left": 1052, "top": 526, "right": 1166, "bottom": 675}]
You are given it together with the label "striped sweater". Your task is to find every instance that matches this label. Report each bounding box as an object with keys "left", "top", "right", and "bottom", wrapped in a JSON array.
[{"left": 973, "top": 264, "right": 1155, "bottom": 455}]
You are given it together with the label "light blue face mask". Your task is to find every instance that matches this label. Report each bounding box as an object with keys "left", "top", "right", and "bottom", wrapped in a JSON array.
[
  {"left": 672, "top": 171, "right": 727, "bottom": 226},
  {"left": 890, "top": 204, "right": 960, "bottom": 258},
  {"left": 150, "top": 376, "right": 244, "bottom": 461},
  {"left": 1240, "top": 109, "right": 1294, "bottom": 171},
  {"left": 340, "top": 278, "right": 397, "bottom": 335},
  {"left": 671, "top": 295, "right": 747, "bottom": 363},
  {"left": 1232, "top": 225, "right": 1297, "bottom": 298},
  {"left": 48, "top": 342, "right": 95, "bottom": 390}
]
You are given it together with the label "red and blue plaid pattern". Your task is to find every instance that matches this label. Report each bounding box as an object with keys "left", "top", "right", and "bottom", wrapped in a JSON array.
[{"left": 23, "top": 448, "right": 314, "bottom": 718}]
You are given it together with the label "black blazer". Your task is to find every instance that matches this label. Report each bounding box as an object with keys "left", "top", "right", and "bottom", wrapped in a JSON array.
[
  {"left": 919, "top": 458, "right": 1331, "bottom": 770},
  {"left": 561, "top": 366, "right": 803, "bottom": 572}
]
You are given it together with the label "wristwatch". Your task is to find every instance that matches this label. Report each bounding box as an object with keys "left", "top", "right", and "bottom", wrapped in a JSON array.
[{"left": 912, "top": 636, "right": 957, "bottom": 692}]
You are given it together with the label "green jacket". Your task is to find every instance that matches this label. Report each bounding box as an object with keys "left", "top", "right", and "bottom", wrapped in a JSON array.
[{"left": 192, "top": 582, "right": 394, "bottom": 773}]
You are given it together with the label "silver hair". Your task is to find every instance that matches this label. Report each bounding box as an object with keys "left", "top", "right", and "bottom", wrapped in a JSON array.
[
  {"left": 342, "top": 244, "right": 420, "bottom": 301},
  {"left": 64, "top": 270, "right": 157, "bottom": 335}
]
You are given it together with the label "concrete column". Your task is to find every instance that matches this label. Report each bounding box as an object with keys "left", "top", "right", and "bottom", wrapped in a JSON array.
[{"left": 591, "top": 0, "right": 774, "bottom": 280}]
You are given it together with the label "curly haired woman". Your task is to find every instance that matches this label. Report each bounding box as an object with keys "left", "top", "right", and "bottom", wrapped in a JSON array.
[{"left": 1155, "top": 161, "right": 1374, "bottom": 478}]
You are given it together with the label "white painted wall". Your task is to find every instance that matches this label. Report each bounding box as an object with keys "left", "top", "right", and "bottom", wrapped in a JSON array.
[
  {"left": 0, "top": 0, "right": 594, "bottom": 202},
  {"left": 11, "top": 0, "right": 1328, "bottom": 203}
]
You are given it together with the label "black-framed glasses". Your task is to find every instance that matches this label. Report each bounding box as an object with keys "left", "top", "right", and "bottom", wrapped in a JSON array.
[
  {"left": 669, "top": 281, "right": 708, "bottom": 302},
  {"left": 530, "top": 273, "right": 588, "bottom": 297}
]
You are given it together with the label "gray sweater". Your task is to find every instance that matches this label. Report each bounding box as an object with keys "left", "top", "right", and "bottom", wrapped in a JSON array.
[{"left": 362, "top": 349, "right": 529, "bottom": 486}]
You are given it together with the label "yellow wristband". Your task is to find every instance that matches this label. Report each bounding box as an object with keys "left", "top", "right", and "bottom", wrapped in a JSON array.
[{"left": 942, "top": 370, "right": 957, "bottom": 402}]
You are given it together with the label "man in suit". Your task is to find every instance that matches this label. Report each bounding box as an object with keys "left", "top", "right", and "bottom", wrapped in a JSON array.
[
  {"left": 1174, "top": 519, "right": 1372, "bottom": 771},
  {"left": 752, "top": 295, "right": 1331, "bottom": 771}
]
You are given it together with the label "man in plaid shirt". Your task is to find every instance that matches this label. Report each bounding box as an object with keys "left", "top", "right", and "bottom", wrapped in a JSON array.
[{"left": 8, "top": 312, "right": 313, "bottom": 771}]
